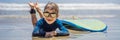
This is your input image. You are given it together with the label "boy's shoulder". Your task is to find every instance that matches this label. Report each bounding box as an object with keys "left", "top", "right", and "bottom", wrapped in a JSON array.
[
  {"left": 55, "top": 19, "right": 62, "bottom": 24},
  {"left": 38, "top": 18, "right": 44, "bottom": 21},
  {"left": 37, "top": 18, "right": 45, "bottom": 24}
]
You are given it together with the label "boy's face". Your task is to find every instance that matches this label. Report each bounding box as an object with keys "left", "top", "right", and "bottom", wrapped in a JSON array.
[{"left": 44, "top": 5, "right": 58, "bottom": 24}]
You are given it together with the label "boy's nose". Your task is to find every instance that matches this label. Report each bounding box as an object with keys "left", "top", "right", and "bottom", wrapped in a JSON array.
[{"left": 47, "top": 17, "right": 52, "bottom": 19}]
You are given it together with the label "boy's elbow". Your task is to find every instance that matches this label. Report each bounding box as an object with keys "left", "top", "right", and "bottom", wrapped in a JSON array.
[
  {"left": 65, "top": 31, "right": 70, "bottom": 36},
  {"left": 56, "top": 31, "right": 70, "bottom": 36},
  {"left": 64, "top": 32, "right": 70, "bottom": 36}
]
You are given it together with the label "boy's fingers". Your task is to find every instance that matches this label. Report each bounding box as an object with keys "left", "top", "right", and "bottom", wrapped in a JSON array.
[
  {"left": 28, "top": 2, "right": 31, "bottom": 5},
  {"left": 45, "top": 32, "right": 49, "bottom": 37},
  {"left": 35, "top": 2, "right": 38, "bottom": 5},
  {"left": 28, "top": 2, "right": 31, "bottom": 6},
  {"left": 37, "top": 0, "right": 38, "bottom": 2},
  {"left": 36, "top": 0, "right": 39, "bottom": 5}
]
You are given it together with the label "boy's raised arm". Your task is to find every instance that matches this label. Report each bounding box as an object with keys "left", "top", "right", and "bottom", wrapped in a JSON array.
[
  {"left": 35, "top": 2, "right": 45, "bottom": 18},
  {"left": 28, "top": 2, "right": 37, "bottom": 27}
]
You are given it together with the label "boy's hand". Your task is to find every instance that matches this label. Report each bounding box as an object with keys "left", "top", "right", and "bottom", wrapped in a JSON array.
[
  {"left": 45, "top": 31, "right": 57, "bottom": 38},
  {"left": 45, "top": 32, "right": 52, "bottom": 38},
  {"left": 28, "top": 2, "right": 35, "bottom": 9},
  {"left": 34, "top": 2, "right": 39, "bottom": 9},
  {"left": 51, "top": 31, "right": 57, "bottom": 36}
]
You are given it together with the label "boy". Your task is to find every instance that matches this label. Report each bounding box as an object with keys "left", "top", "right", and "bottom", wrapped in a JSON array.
[{"left": 28, "top": 2, "right": 69, "bottom": 37}]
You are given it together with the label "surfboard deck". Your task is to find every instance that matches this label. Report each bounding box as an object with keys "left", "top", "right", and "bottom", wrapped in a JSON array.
[{"left": 61, "top": 19, "right": 107, "bottom": 32}]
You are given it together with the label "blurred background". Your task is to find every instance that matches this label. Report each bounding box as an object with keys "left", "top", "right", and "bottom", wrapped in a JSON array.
[{"left": 0, "top": 0, "right": 120, "bottom": 40}]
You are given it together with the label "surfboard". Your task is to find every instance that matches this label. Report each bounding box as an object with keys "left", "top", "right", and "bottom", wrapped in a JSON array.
[{"left": 61, "top": 19, "right": 107, "bottom": 32}]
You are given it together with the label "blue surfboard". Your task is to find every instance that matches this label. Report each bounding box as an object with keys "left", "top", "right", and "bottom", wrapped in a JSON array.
[{"left": 61, "top": 19, "right": 107, "bottom": 32}]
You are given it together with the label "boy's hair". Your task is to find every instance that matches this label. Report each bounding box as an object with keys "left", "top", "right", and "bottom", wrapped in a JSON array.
[{"left": 44, "top": 2, "right": 59, "bottom": 17}]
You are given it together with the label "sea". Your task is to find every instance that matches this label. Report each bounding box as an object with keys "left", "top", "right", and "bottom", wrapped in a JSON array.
[{"left": 0, "top": 0, "right": 120, "bottom": 40}]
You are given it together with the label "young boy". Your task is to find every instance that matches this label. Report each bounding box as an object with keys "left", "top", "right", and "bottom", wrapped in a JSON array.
[{"left": 28, "top": 2, "right": 69, "bottom": 37}]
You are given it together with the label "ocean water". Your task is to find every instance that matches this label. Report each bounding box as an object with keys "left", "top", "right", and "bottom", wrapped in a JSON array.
[{"left": 0, "top": 0, "right": 120, "bottom": 40}]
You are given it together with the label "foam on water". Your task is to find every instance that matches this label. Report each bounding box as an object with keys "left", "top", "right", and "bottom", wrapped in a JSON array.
[
  {"left": 0, "top": 15, "right": 116, "bottom": 18},
  {"left": 0, "top": 3, "right": 120, "bottom": 10}
]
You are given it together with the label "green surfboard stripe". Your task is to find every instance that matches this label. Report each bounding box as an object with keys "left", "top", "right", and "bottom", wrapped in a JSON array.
[{"left": 64, "top": 19, "right": 107, "bottom": 31}]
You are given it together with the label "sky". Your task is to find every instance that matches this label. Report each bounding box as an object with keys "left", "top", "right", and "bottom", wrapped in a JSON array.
[
  {"left": 0, "top": 0, "right": 120, "bottom": 4},
  {"left": 0, "top": 0, "right": 120, "bottom": 10}
]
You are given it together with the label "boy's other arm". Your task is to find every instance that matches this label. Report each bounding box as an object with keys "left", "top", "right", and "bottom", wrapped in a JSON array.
[
  {"left": 57, "top": 20, "right": 70, "bottom": 36},
  {"left": 35, "top": 2, "right": 45, "bottom": 18}
]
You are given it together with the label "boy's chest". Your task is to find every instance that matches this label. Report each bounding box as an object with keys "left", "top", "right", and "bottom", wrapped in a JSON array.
[{"left": 41, "top": 23, "right": 58, "bottom": 32}]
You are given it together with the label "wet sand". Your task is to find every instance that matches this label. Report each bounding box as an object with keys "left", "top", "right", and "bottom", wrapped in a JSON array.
[
  {"left": 32, "top": 30, "right": 90, "bottom": 40},
  {"left": 0, "top": 17, "right": 108, "bottom": 40},
  {"left": 0, "top": 10, "right": 120, "bottom": 40}
]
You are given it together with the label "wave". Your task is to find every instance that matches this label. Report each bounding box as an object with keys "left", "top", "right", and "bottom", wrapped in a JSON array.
[
  {"left": 0, "top": 15, "right": 116, "bottom": 18},
  {"left": 0, "top": 3, "right": 120, "bottom": 10}
]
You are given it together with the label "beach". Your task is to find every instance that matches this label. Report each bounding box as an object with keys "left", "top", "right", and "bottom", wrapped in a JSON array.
[{"left": 0, "top": 0, "right": 120, "bottom": 40}]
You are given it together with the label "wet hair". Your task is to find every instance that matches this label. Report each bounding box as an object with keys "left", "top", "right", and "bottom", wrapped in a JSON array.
[{"left": 44, "top": 2, "right": 59, "bottom": 17}]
